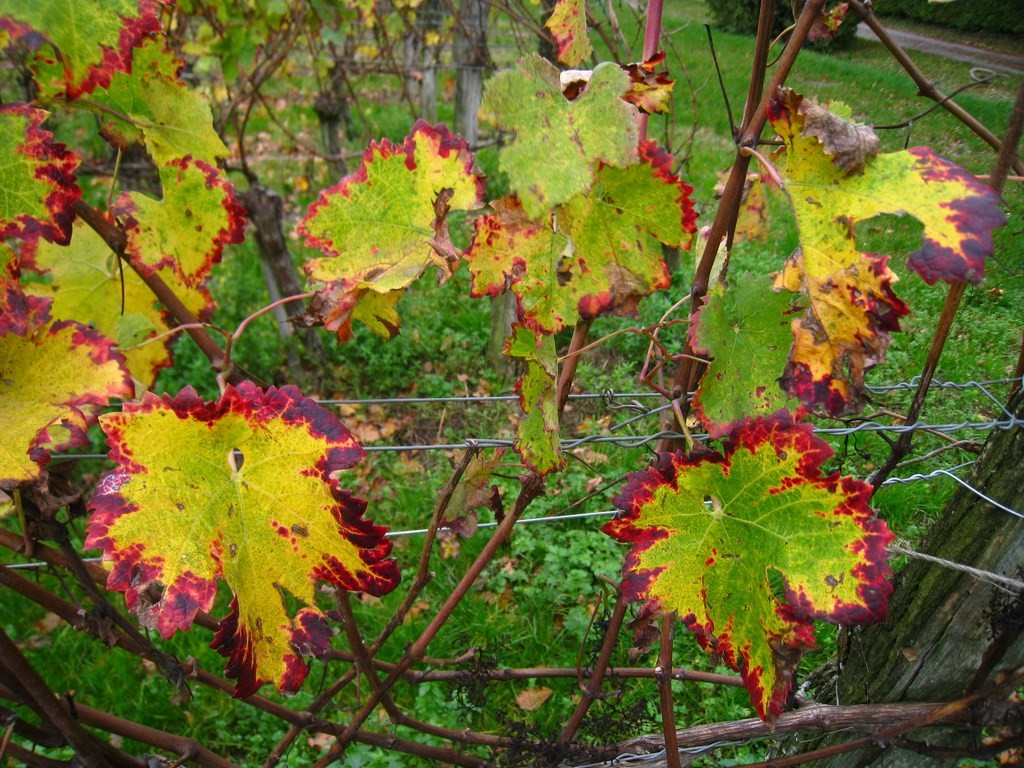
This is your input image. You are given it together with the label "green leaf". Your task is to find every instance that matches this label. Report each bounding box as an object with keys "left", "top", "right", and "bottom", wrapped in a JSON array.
[
  {"left": 767, "top": 89, "right": 1005, "bottom": 414},
  {"left": 506, "top": 326, "right": 564, "bottom": 474},
  {"left": 0, "top": 105, "right": 81, "bottom": 246},
  {"left": 0, "top": 320, "right": 134, "bottom": 489},
  {"left": 21, "top": 219, "right": 215, "bottom": 387},
  {"left": 468, "top": 143, "right": 695, "bottom": 333},
  {"left": 86, "top": 383, "right": 400, "bottom": 697},
  {"left": 112, "top": 157, "right": 246, "bottom": 286},
  {"left": 480, "top": 55, "right": 638, "bottom": 219},
  {"left": 689, "top": 273, "right": 805, "bottom": 437},
  {"left": 85, "top": 37, "right": 229, "bottom": 164},
  {"left": 1, "top": 0, "right": 162, "bottom": 98},
  {"left": 545, "top": 0, "right": 592, "bottom": 67},
  {"left": 298, "top": 121, "right": 483, "bottom": 340},
  {"left": 603, "top": 417, "right": 893, "bottom": 721}
]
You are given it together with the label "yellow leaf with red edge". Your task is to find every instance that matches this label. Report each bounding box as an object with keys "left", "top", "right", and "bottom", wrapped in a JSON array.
[
  {"left": 0, "top": 0, "right": 162, "bottom": 98},
  {"left": 545, "top": 0, "right": 592, "bottom": 67},
  {"left": 86, "top": 383, "right": 399, "bottom": 697},
  {"left": 1, "top": 242, "right": 51, "bottom": 336},
  {"left": 0, "top": 105, "right": 81, "bottom": 246},
  {"left": 298, "top": 121, "right": 483, "bottom": 341},
  {"left": 467, "top": 143, "right": 695, "bottom": 334},
  {"left": 1, "top": 321, "right": 133, "bottom": 489},
  {"left": 766, "top": 89, "right": 1005, "bottom": 415},
  {"left": 22, "top": 220, "right": 215, "bottom": 388},
  {"left": 83, "top": 36, "right": 228, "bottom": 165},
  {"left": 604, "top": 416, "right": 892, "bottom": 722},
  {"left": 113, "top": 157, "right": 245, "bottom": 287}
]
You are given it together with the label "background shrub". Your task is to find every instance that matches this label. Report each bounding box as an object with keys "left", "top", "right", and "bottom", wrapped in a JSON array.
[
  {"left": 872, "top": 0, "right": 1024, "bottom": 35},
  {"left": 704, "top": 0, "right": 861, "bottom": 50}
]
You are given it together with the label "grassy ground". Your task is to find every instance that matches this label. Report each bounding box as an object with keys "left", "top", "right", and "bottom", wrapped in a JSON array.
[{"left": 3, "top": 1, "right": 1022, "bottom": 765}]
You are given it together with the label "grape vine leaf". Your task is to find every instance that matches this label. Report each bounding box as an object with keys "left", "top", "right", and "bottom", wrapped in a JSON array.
[
  {"left": 545, "top": 0, "right": 592, "bottom": 67},
  {"left": 298, "top": 121, "right": 483, "bottom": 340},
  {"left": 603, "top": 416, "right": 893, "bottom": 721},
  {"left": 621, "top": 54, "right": 674, "bottom": 115},
  {"left": 112, "top": 157, "right": 246, "bottom": 286},
  {"left": 715, "top": 170, "right": 769, "bottom": 242},
  {"left": 1, "top": 320, "right": 134, "bottom": 489},
  {"left": 479, "top": 54, "right": 638, "bottom": 219},
  {"left": 1, "top": 242, "right": 51, "bottom": 336},
  {"left": 83, "top": 37, "right": 229, "bottom": 164},
  {"left": 444, "top": 448, "right": 505, "bottom": 535},
  {"left": 21, "top": 219, "right": 215, "bottom": 387},
  {"left": 0, "top": 0, "right": 163, "bottom": 98},
  {"left": 0, "top": 105, "right": 81, "bottom": 246},
  {"left": 295, "top": 283, "right": 402, "bottom": 343},
  {"left": 468, "top": 143, "right": 696, "bottom": 333},
  {"left": 85, "top": 383, "right": 400, "bottom": 697},
  {"left": 806, "top": 2, "right": 851, "bottom": 42},
  {"left": 689, "top": 273, "right": 806, "bottom": 438},
  {"left": 506, "top": 326, "right": 564, "bottom": 474},
  {"left": 766, "top": 89, "right": 1005, "bottom": 415}
]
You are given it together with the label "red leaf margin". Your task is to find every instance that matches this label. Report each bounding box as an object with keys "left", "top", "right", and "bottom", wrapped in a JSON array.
[
  {"left": 85, "top": 383, "right": 399, "bottom": 695},
  {"left": 0, "top": 0, "right": 165, "bottom": 98},
  {"left": 297, "top": 120, "right": 485, "bottom": 260},
  {"left": 14, "top": 321, "right": 134, "bottom": 482},
  {"left": 466, "top": 140, "right": 695, "bottom": 334},
  {"left": 1, "top": 246, "right": 51, "bottom": 336},
  {"left": 0, "top": 104, "right": 82, "bottom": 246},
  {"left": 603, "top": 417, "right": 893, "bottom": 718},
  {"left": 686, "top": 291, "right": 810, "bottom": 440},
  {"left": 113, "top": 155, "right": 247, "bottom": 284},
  {"left": 904, "top": 147, "right": 1006, "bottom": 285}
]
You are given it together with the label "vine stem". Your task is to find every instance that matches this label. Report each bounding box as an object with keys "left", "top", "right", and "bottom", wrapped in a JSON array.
[
  {"left": 118, "top": 322, "right": 229, "bottom": 353},
  {"left": 558, "top": 317, "right": 688, "bottom": 365},
  {"left": 612, "top": 699, "right": 987, "bottom": 756},
  {"left": 737, "top": 666, "right": 1024, "bottom": 768},
  {"left": 656, "top": 615, "right": 680, "bottom": 768},
  {"left": 313, "top": 472, "right": 547, "bottom": 766},
  {"left": 72, "top": 200, "right": 240, "bottom": 383},
  {"left": 314, "top": 311, "right": 591, "bottom": 764},
  {"left": 0, "top": 681, "right": 236, "bottom": 768},
  {"left": 557, "top": 589, "right": 629, "bottom": 749},
  {"left": 739, "top": 145, "right": 784, "bottom": 186},
  {"left": 670, "top": 0, "right": 825, "bottom": 413},
  {"left": 369, "top": 444, "right": 480, "bottom": 655},
  {"left": 0, "top": 627, "right": 115, "bottom": 766},
  {"left": 558, "top": 319, "right": 592, "bottom": 412},
  {"left": 263, "top": 447, "right": 482, "bottom": 765},
  {"left": 231, "top": 292, "right": 316, "bottom": 342},
  {"left": 847, "top": 0, "right": 1024, "bottom": 177},
  {"left": 219, "top": 291, "right": 317, "bottom": 386},
  {"left": 636, "top": 0, "right": 664, "bottom": 142}
]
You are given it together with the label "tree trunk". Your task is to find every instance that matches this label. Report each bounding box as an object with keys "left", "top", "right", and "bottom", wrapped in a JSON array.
[
  {"left": 452, "top": 0, "right": 515, "bottom": 376},
  {"left": 453, "top": 0, "right": 488, "bottom": 147},
  {"left": 314, "top": 60, "right": 350, "bottom": 181},
  {"left": 802, "top": 387, "right": 1024, "bottom": 767},
  {"left": 239, "top": 185, "right": 326, "bottom": 386}
]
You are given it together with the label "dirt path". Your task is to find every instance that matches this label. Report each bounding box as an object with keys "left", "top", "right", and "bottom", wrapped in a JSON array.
[{"left": 856, "top": 25, "right": 1024, "bottom": 76}]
